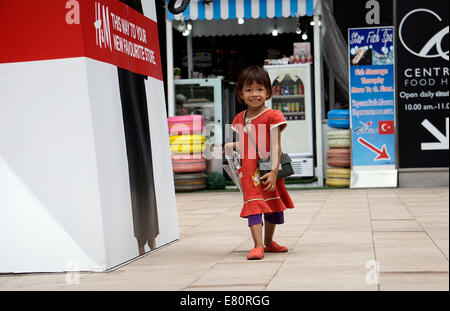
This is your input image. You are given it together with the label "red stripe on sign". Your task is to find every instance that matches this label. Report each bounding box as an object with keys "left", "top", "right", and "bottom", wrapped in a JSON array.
[
  {"left": 0, "top": 0, "right": 84, "bottom": 63},
  {"left": 0, "top": 0, "right": 162, "bottom": 80}
]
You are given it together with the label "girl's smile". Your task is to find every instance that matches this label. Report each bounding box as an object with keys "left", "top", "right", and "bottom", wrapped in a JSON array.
[{"left": 240, "top": 81, "right": 269, "bottom": 111}]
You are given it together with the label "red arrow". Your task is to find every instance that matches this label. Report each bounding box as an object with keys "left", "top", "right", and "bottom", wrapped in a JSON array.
[{"left": 357, "top": 137, "right": 390, "bottom": 160}]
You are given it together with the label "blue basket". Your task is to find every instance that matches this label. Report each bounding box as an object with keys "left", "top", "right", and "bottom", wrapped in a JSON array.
[{"left": 327, "top": 109, "right": 350, "bottom": 129}]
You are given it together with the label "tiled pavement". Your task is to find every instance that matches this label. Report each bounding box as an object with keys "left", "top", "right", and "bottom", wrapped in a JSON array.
[{"left": 1, "top": 187, "right": 448, "bottom": 291}]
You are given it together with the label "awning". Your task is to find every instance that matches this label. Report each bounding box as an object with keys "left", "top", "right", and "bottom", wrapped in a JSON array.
[
  {"left": 182, "top": 17, "right": 300, "bottom": 37},
  {"left": 167, "top": 0, "right": 316, "bottom": 21}
]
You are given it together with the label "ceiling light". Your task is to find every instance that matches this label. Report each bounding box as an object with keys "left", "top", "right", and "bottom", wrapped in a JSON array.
[
  {"left": 272, "top": 18, "right": 278, "bottom": 36},
  {"left": 302, "top": 33, "right": 308, "bottom": 40},
  {"left": 187, "top": 23, "right": 192, "bottom": 30},
  {"left": 296, "top": 27, "right": 302, "bottom": 34},
  {"left": 238, "top": 18, "right": 244, "bottom": 24}
]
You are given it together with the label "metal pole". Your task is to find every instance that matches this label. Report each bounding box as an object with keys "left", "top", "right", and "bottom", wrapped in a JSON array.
[
  {"left": 314, "top": 7, "right": 324, "bottom": 187},
  {"left": 166, "top": 18, "right": 175, "bottom": 117},
  {"left": 187, "top": 32, "right": 193, "bottom": 79}
]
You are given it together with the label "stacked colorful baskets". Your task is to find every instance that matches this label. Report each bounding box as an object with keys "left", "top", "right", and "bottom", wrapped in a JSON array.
[
  {"left": 168, "top": 115, "right": 207, "bottom": 192},
  {"left": 326, "top": 109, "right": 351, "bottom": 187}
]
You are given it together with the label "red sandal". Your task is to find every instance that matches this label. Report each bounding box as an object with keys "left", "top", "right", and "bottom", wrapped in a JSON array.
[
  {"left": 247, "top": 247, "right": 264, "bottom": 260},
  {"left": 264, "top": 241, "right": 288, "bottom": 253}
]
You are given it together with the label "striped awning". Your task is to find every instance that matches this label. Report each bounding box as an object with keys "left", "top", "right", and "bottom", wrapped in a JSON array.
[{"left": 167, "top": 0, "right": 316, "bottom": 21}]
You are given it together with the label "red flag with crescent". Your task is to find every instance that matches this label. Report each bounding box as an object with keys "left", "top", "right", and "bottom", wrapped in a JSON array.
[{"left": 379, "top": 120, "right": 395, "bottom": 135}]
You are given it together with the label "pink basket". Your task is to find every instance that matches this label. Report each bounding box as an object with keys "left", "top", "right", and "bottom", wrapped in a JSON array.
[
  {"left": 172, "top": 154, "right": 206, "bottom": 173},
  {"left": 168, "top": 115, "right": 204, "bottom": 135}
]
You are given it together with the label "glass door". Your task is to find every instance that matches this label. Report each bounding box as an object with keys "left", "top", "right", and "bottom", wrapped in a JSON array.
[{"left": 174, "top": 78, "right": 222, "bottom": 145}]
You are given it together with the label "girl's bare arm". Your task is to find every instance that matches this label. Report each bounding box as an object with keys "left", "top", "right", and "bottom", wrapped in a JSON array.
[{"left": 224, "top": 142, "right": 237, "bottom": 155}]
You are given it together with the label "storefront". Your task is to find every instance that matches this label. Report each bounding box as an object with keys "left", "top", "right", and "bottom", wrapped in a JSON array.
[
  {"left": 165, "top": 0, "right": 327, "bottom": 186},
  {"left": 165, "top": 0, "right": 449, "bottom": 188}
]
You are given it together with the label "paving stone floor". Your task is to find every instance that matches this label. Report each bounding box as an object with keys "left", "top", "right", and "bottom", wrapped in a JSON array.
[{"left": 1, "top": 187, "right": 448, "bottom": 291}]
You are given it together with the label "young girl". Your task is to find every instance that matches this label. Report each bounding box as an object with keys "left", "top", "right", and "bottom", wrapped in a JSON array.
[{"left": 226, "top": 65, "right": 295, "bottom": 260}]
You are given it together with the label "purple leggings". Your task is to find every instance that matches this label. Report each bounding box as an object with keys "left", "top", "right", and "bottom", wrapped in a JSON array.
[{"left": 247, "top": 211, "right": 284, "bottom": 227}]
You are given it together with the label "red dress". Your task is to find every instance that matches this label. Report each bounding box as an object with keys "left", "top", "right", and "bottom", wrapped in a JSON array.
[{"left": 232, "top": 109, "right": 295, "bottom": 218}]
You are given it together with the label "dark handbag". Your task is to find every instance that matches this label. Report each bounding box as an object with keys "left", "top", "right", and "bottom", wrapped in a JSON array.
[
  {"left": 258, "top": 153, "right": 295, "bottom": 179},
  {"left": 244, "top": 110, "right": 294, "bottom": 179}
]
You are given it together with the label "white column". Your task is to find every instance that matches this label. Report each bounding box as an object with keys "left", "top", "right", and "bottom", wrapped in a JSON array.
[
  {"left": 313, "top": 11, "right": 324, "bottom": 187},
  {"left": 166, "top": 18, "right": 175, "bottom": 117}
]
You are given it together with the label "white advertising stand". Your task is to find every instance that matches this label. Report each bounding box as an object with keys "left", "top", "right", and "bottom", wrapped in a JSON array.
[{"left": 0, "top": 0, "right": 179, "bottom": 273}]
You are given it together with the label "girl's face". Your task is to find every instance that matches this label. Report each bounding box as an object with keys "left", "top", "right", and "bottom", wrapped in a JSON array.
[{"left": 239, "top": 81, "right": 269, "bottom": 110}]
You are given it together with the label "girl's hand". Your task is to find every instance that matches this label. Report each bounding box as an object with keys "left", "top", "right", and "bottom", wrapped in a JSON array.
[
  {"left": 224, "top": 142, "right": 235, "bottom": 155},
  {"left": 261, "top": 171, "right": 277, "bottom": 192}
]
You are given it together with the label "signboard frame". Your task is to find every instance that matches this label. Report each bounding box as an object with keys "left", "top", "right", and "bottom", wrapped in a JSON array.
[
  {"left": 395, "top": 0, "right": 449, "bottom": 170},
  {"left": 348, "top": 26, "right": 398, "bottom": 188}
]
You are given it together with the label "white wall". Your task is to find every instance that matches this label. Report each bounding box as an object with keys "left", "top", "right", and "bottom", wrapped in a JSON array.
[
  {"left": 84, "top": 58, "right": 138, "bottom": 268},
  {"left": 0, "top": 58, "right": 108, "bottom": 272},
  {"left": 0, "top": 0, "right": 179, "bottom": 273},
  {"left": 143, "top": 0, "right": 180, "bottom": 248}
]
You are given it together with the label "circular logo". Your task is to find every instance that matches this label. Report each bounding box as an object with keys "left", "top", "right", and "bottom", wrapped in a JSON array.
[{"left": 399, "top": 9, "right": 449, "bottom": 61}]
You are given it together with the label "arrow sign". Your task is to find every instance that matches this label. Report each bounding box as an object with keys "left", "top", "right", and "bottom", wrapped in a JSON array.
[
  {"left": 421, "top": 118, "right": 449, "bottom": 150},
  {"left": 357, "top": 137, "right": 391, "bottom": 160}
]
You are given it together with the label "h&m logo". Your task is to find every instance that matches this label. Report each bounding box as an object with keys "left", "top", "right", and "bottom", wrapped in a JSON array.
[
  {"left": 65, "top": 0, "right": 112, "bottom": 52},
  {"left": 94, "top": 1, "right": 112, "bottom": 51}
]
